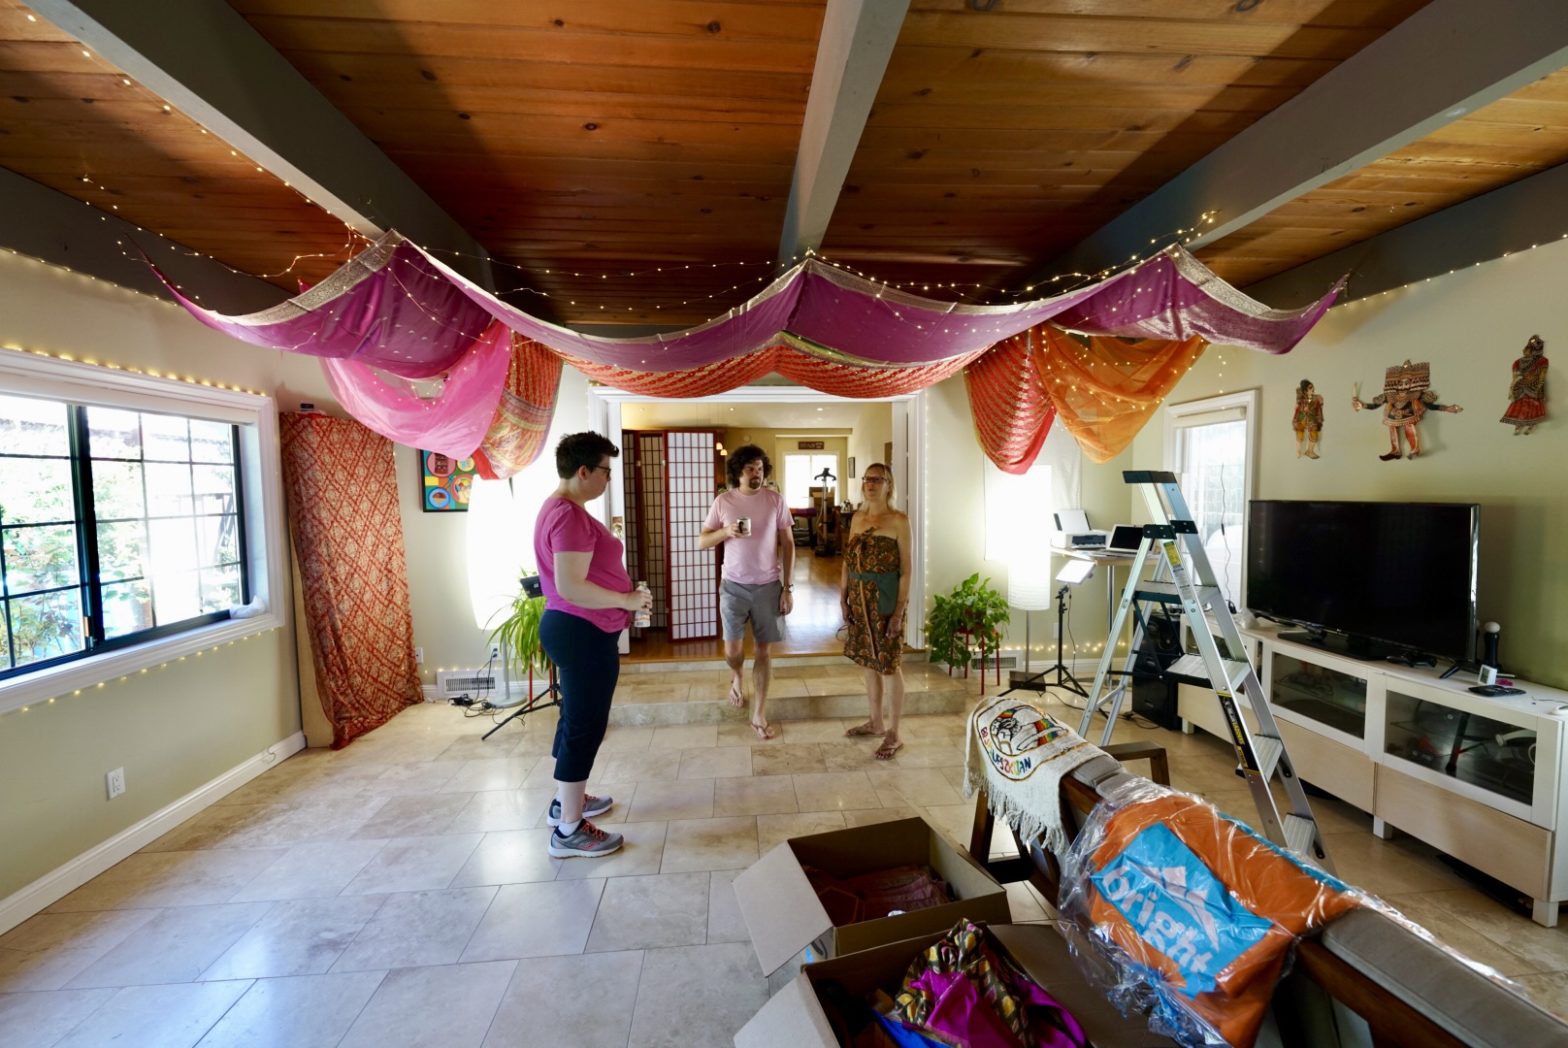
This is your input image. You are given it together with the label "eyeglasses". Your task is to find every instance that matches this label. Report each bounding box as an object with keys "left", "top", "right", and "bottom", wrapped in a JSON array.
[
  {"left": 862, "top": 476, "right": 887, "bottom": 484},
  {"left": 593, "top": 465, "right": 612, "bottom": 477}
]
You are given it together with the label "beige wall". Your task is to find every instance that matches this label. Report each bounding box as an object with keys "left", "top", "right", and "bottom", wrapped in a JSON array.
[
  {"left": 0, "top": 252, "right": 311, "bottom": 898},
  {"left": 1126, "top": 238, "right": 1568, "bottom": 688}
]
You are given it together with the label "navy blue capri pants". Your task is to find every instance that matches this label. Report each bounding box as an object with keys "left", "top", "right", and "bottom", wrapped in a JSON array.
[{"left": 539, "top": 609, "right": 621, "bottom": 782}]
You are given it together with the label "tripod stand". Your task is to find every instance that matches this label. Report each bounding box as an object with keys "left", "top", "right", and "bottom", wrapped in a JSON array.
[
  {"left": 1001, "top": 585, "right": 1088, "bottom": 698},
  {"left": 481, "top": 665, "right": 561, "bottom": 741}
]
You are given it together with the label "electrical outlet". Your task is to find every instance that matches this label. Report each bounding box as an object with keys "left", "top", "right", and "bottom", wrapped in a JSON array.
[
  {"left": 489, "top": 644, "right": 502, "bottom": 660},
  {"left": 106, "top": 767, "right": 126, "bottom": 800},
  {"left": 414, "top": 646, "right": 423, "bottom": 665}
]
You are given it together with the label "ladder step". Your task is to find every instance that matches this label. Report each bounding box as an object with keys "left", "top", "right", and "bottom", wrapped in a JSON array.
[
  {"left": 1282, "top": 814, "right": 1320, "bottom": 858},
  {"left": 1253, "top": 735, "right": 1284, "bottom": 781},
  {"left": 1133, "top": 580, "right": 1226, "bottom": 609},
  {"left": 1165, "top": 654, "right": 1251, "bottom": 691}
]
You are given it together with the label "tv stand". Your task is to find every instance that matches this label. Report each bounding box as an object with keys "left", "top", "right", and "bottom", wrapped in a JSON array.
[{"left": 1277, "top": 629, "right": 1396, "bottom": 662}]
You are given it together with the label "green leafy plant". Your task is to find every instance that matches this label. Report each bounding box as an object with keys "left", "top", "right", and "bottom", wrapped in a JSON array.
[
  {"left": 487, "top": 580, "right": 551, "bottom": 676},
  {"left": 924, "top": 572, "right": 1011, "bottom": 671}
]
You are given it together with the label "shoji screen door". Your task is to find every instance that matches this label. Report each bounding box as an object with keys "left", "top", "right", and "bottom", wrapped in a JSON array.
[{"left": 664, "top": 431, "right": 718, "bottom": 640}]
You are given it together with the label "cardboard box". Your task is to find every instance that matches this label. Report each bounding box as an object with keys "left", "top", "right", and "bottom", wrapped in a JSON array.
[
  {"left": 731, "top": 816, "right": 1012, "bottom": 978},
  {"left": 735, "top": 922, "right": 1177, "bottom": 1047}
]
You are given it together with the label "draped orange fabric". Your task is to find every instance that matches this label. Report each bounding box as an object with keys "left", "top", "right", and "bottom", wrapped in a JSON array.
[
  {"left": 1037, "top": 328, "right": 1207, "bottom": 464},
  {"left": 964, "top": 330, "right": 1057, "bottom": 475},
  {"left": 472, "top": 334, "right": 564, "bottom": 479}
]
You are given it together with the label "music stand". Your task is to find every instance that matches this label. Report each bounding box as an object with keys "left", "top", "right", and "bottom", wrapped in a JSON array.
[
  {"left": 480, "top": 574, "right": 562, "bottom": 740},
  {"left": 1001, "top": 559, "right": 1091, "bottom": 698}
]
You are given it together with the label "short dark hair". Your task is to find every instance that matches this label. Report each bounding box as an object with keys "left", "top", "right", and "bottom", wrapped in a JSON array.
[
  {"left": 555, "top": 431, "right": 619, "bottom": 479},
  {"left": 726, "top": 444, "right": 771, "bottom": 488}
]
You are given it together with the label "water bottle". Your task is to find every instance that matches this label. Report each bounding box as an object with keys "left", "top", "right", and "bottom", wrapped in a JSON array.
[{"left": 634, "top": 581, "right": 652, "bottom": 629}]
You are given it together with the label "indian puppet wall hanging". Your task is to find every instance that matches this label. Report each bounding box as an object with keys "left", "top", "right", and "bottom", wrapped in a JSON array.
[
  {"left": 1500, "top": 334, "right": 1548, "bottom": 435},
  {"left": 1293, "top": 379, "right": 1324, "bottom": 459},
  {"left": 1351, "top": 360, "right": 1463, "bottom": 461}
]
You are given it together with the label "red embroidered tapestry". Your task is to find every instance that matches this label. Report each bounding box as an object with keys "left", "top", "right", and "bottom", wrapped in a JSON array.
[{"left": 280, "top": 414, "right": 422, "bottom": 747}]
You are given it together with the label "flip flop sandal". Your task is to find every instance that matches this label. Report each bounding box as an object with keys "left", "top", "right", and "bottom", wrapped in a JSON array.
[
  {"left": 845, "top": 721, "right": 884, "bottom": 737},
  {"left": 874, "top": 739, "right": 904, "bottom": 760},
  {"left": 727, "top": 681, "right": 745, "bottom": 708},
  {"left": 751, "top": 721, "right": 779, "bottom": 741}
]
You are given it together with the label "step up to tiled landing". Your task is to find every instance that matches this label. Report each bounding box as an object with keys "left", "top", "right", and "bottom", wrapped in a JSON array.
[{"left": 607, "top": 660, "right": 987, "bottom": 727}]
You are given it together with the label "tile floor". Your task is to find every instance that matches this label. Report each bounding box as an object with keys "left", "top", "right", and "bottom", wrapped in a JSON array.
[{"left": 3, "top": 674, "right": 1567, "bottom": 1047}]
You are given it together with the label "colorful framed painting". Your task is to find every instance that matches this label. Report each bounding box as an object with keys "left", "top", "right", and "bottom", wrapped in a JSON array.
[{"left": 420, "top": 450, "right": 476, "bottom": 512}]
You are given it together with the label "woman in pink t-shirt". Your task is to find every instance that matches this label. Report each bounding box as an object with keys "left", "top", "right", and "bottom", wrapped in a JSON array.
[{"left": 533, "top": 432, "right": 651, "bottom": 859}]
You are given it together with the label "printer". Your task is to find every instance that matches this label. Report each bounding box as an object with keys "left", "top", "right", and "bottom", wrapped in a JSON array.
[{"left": 1051, "top": 509, "right": 1108, "bottom": 550}]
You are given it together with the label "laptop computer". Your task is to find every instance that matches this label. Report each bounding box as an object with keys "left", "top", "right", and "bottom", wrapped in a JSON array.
[{"left": 1101, "top": 525, "right": 1143, "bottom": 556}]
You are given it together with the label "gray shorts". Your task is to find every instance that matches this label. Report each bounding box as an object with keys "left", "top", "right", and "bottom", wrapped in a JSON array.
[{"left": 720, "top": 579, "right": 785, "bottom": 643}]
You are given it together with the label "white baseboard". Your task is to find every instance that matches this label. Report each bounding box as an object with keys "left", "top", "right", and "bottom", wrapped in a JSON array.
[{"left": 0, "top": 731, "right": 306, "bottom": 936}]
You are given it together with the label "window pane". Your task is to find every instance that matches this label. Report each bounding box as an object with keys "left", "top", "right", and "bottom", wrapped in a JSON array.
[
  {"left": 142, "top": 413, "right": 190, "bottom": 461},
  {"left": 97, "top": 520, "right": 148, "bottom": 583},
  {"left": 145, "top": 463, "right": 193, "bottom": 516},
  {"left": 85, "top": 406, "right": 142, "bottom": 459},
  {"left": 192, "top": 464, "right": 236, "bottom": 515},
  {"left": 0, "top": 457, "right": 74, "bottom": 524},
  {"left": 196, "top": 514, "right": 239, "bottom": 568},
  {"left": 148, "top": 517, "right": 199, "bottom": 623},
  {"left": 189, "top": 420, "right": 234, "bottom": 464},
  {"left": 102, "top": 579, "right": 154, "bottom": 639},
  {"left": 201, "top": 565, "right": 241, "bottom": 613},
  {"left": 92, "top": 460, "right": 146, "bottom": 520},
  {"left": 0, "top": 394, "right": 70, "bottom": 456},
  {"left": 2, "top": 523, "right": 80, "bottom": 593},
  {"left": 6, "top": 589, "right": 84, "bottom": 667},
  {"left": 1179, "top": 418, "right": 1247, "bottom": 607}
]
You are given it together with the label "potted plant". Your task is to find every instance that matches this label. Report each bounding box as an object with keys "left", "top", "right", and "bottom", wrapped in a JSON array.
[
  {"left": 924, "top": 572, "right": 1011, "bottom": 673},
  {"left": 487, "top": 574, "right": 552, "bottom": 688}
]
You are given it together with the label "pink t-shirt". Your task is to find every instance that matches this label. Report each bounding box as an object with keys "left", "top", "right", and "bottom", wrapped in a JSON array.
[
  {"left": 704, "top": 488, "right": 793, "bottom": 584},
  {"left": 533, "top": 495, "right": 632, "bottom": 634}
]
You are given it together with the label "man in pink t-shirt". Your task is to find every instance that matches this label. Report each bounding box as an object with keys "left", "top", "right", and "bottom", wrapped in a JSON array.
[{"left": 699, "top": 445, "right": 795, "bottom": 740}]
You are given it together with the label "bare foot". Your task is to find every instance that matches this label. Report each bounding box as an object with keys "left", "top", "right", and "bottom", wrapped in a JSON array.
[
  {"left": 750, "top": 720, "right": 779, "bottom": 741},
  {"left": 845, "top": 721, "right": 884, "bottom": 737},
  {"left": 727, "top": 680, "right": 744, "bottom": 708},
  {"left": 874, "top": 736, "right": 903, "bottom": 760}
]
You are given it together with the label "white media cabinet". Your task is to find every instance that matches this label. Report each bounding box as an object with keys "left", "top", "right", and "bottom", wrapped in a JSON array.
[{"left": 1176, "top": 625, "right": 1568, "bottom": 926}]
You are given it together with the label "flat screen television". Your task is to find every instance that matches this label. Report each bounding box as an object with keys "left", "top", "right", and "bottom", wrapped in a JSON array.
[{"left": 1246, "top": 500, "right": 1479, "bottom": 663}]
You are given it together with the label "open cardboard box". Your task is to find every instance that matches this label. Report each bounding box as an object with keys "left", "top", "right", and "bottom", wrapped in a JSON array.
[
  {"left": 732, "top": 816, "right": 1012, "bottom": 979},
  {"left": 735, "top": 922, "right": 1176, "bottom": 1047}
]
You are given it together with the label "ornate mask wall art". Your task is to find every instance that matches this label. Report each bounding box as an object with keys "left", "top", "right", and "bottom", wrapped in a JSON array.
[
  {"left": 1351, "top": 360, "right": 1463, "bottom": 460},
  {"left": 1500, "top": 335, "right": 1548, "bottom": 435}
]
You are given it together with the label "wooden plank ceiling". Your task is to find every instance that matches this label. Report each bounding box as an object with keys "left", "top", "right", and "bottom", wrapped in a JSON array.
[{"left": 1, "top": 0, "right": 1567, "bottom": 326}]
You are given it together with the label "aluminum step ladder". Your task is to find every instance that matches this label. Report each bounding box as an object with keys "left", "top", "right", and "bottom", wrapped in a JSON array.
[{"left": 1077, "top": 470, "right": 1332, "bottom": 868}]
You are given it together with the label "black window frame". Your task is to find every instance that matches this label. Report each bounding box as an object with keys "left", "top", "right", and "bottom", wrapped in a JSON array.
[{"left": 0, "top": 398, "right": 250, "bottom": 681}]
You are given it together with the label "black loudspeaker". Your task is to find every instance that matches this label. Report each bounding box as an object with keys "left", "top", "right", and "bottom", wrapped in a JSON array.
[{"left": 1131, "top": 614, "right": 1182, "bottom": 729}]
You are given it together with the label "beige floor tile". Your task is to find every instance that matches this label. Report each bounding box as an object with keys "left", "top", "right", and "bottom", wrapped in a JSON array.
[
  {"left": 919, "top": 803, "right": 978, "bottom": 848},
  {"left": 618, "top": 681, "right": 695, "bottom": 703},
  {"left": 142, "top": 804, "right": 278, "bottom": 853},
  {"left": 53, "top": 980, "right": 253, "bottom": 1048},
  {"left": 598, "top": 726, "right": 656, "bottom": 752},
  {"left": 555, "top": 821, "right": 670, "bottom": 881},
  {"left": 337, "top": 960, "right": 516, "bottom": 1048},
  {"left": 0, "top": 908, "right": 158, "bottom": 958},
  {"left": 820, "top": 743, "right": 888, "bottom": 771},
  {"left": 228, "top": 839, "right": 388, "bottom": 903},
  {"left": 65, "top": 902, "right": 272, "bottom": 989},
  {"left": 449, "top": 830, "right": 565, "bottom": 887},
  {"left": 750, "top": 744, "right": 827, "bottom": 776},
  {"left": 250, "top": 802, "right": 383, "bottom": 849},
  {"left": 628, "top": 780, "right": 715, "bottom": 822},
  {"left": 677, "top": 745, "right": 752, "bottom": 780},
  {"left": 350, "top": 792, "right": 471, "bottom": 840},
  {"left": 338, "top": 834, "right": 484, "bottom": 896},
  {"left": 707, "top": 871, "right": 749, "bottom": 944},
  {"left": 0, "top": 986, "right": 116, "bottom": 1048},
  {"left": 376, "top": 759, "right": 466, "bottom": 793},
  {"left": 48, "top": 850, "right": 286, "bottom": 913},
  {"left": 195, "top": 970, "right": 387, "bottom": 1048},
  {"left": 461, "top": 879, "right": 606, "bottom": 962},
  {"left": 778, "top": 719, "right": 860, "bottom": 743},
  {"left": 792, "top": 771, "right": 876, "bottom": 812},
  {"left": 200, "top": 895, "right": 385, "bottom": 980},
  {"left": 712, "top": 775, "right": 798, "bottom": 817},
  {"left": 1510, "top": 970, "right": 1568, "bottom": 1022},
  {"left": 650, "top": 724, "right": 719, "bottom": 750},
  {"left": 483, "top": 951, "right": 644, "bottom": 1047},
  {"left": 661, "top": 817, "right": 760, "bottom": 874},
  {"left": 599, "top": 750, "right": 683, "bottom": 784},
  {"left": 756, "top": 812, "right": 847, "bottom": 855},
  {"left": 0, "top": 944, "right": 108, "bottom": 994},
  {"left": 440, "top": 757, "right": 540, "bottom": 794},
  {"left": 842, "top": 806, "right": 922, "bottom": 828},
  {"left": 447, "top": 787, "right": 557, "bottom": 834},
  {"left": 627, "top": 941, "right": 768, "bottom": 1048},
  {"left": 866, "top": 768, "right": 966, "bottom": 807},
  {"left": 333, "top": 886, "right": 496, "bottom": 972},
  {"left": 1415, "top": 888, "right": 1568, "bottom": 974},
  {"left": 1380, "top": 891, "right": 1542, "bottom": 978},
  {"left": 1319, "top": 830, "right": 1471, "bottom": 897},
  {"left": 586, "top": 872, "right": 711, "bottom": 952}
]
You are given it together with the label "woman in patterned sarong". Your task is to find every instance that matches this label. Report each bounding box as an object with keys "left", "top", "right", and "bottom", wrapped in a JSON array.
[{"left": 840, "top": 463, "right": 913, "bottom": 760}]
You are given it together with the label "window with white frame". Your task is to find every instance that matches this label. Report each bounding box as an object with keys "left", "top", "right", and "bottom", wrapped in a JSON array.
[
  {"left": 0, "top": 352, "right": 283, "bottom": 706},
  {"left": 783, "top": 453, "right": 838, "bottom": 507},
  {"left": 1163, "top": 390, "right": 1258, "bottom": 610}
]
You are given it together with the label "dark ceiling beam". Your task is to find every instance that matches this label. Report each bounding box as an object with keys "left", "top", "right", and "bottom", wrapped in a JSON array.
[
  {"left": 776, "top": 0, "right": 910, "bottom": 268},
  {"left": 1, "top": 166, "right": 288, "bottom": 314},
  {"left": 1042, "top": 0, "right": 1568, "bottom": 282},
  {"left": 1244, "top": 159, "right": 1568, "bottom": 308},
  {"left": 28, "top": 0, "right": 496, "bottom": 290}
]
